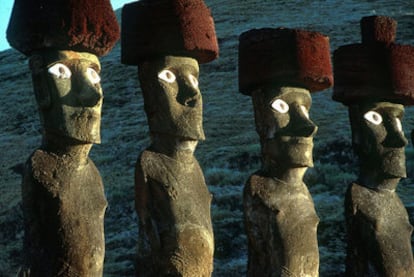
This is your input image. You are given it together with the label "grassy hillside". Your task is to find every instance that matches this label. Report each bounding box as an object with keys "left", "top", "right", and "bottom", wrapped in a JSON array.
[{"left": 1, "top": 0, "right": 414, "bottom": 276}]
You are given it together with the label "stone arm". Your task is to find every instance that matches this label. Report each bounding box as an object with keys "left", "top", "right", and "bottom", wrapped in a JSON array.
[
  {"left": 21, "top": 157, "right": 67, "bottom": 276},
  {"left": 135, "top": 161, "right": 161, "bottom": 253}
]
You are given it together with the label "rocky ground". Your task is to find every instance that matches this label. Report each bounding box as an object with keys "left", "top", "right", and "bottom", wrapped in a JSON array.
[{"left": 1, "top": 0, "right": 414, "bottom": 276}]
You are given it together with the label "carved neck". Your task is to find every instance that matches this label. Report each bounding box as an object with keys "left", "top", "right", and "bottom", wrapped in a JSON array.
[
  {"left": 150, "top": 133, "right": 197, "bottom": 162},
  {"left": 358, "top": 167, "right": 400, "bottom": 191},
  {"left": 42, "top": 132, "right": 92, "bottom": 166},
  {"left": 262, "top": 157, "right": 307, "bottom": 184}
]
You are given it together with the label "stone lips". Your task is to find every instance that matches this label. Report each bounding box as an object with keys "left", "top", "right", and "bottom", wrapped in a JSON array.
[
  {"left": 121, "top": 0, "right": 219, "bottom": 65},
  {"left": 238, "top": 28, "right": 333, "bottom": 95},
  {"left": 6, "top": 0, "right": 120, "bottom": 57},
  {"left": 333, "top": 16, "right": 414, "bottom": 106}
]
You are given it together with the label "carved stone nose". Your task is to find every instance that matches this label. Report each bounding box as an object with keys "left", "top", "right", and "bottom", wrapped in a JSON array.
[
  {"left": 177, "top": 85, "right": 200, "bottom": 107},
  {"left": 296, "top": 120, "right": 318, "bottom": 138},
  {"left": 383, "top": 131, "right": 407, "bottom": 148},
  {"left": 72, "top": 73, "right": 102, "bottom": 107},
  {"left": 78, "top": 85, "right": 102, "bottom": 107}
]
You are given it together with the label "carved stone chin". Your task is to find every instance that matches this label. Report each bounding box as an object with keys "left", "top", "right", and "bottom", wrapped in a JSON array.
[
  {"left": 176, "top": 139, "right": 198, "bottom": 153},
  {"left": 264, "top": 136, "right": 314, "bottom": 169}
]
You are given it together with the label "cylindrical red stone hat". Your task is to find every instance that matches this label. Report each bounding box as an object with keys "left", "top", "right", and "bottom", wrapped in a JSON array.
[
  {"left": 360, "top": 15, "right": 397, "bottom": 45},
  {"left": 121, "top": 0, "right": 219, "bottom": 65},
  {"left": 6, "top": 0, "right": 120, "bottom": 57},
  {"left": 333, "top": 16, "right": 414, "bottom": 105},
  {"left": 238, "top": 28, "right": 333, "bottom": 95}
]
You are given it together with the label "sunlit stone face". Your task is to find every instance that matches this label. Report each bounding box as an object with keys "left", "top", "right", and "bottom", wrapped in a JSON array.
[
  {"left": 138, "top": 56, "right": 205, "bottom": 141},
  {"left": 350, "top": 101, "right": 407, "bottom": 178},
  {"left": 30, "top": 50, "right": 103, "bottom": 144},
  {"left": 252, "top": 86, "right": 317, "bottom": 168}
]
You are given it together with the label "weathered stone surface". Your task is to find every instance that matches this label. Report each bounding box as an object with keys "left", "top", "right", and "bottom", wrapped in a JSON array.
[
  {"left": 348, "top": 102, "right": 407, "bottom": 189},
  {"left": 16, "top": 49, "right": 111, "bottom": 276},
  {"left": 242, "top": 86, "right": 321, "bottom": 277},
  {"left": 20, "top": 150, "right": 107, "bottom": 276},
  {"left": 345, "top": 183, "right": 414, "bottom": 276},
  {"left": 121, "top": 6, "right": 218, "bottom": 274},
  {"left": 135, "top": 150, "right": 213, "bottom": 277},
  {"left": 333, "top": 16, "right": 414, "bottom": 275},
  {"left": 131, "top": 54, "right": 215, "bottom": 276},
  {"left": 343, "top": 101, "right": 414, "bottom": 276},
  {"left": 238, "top": 27, "right": 331, "bottom": 276},
  {"left": 244, "top": 174, "right": 319, "bottom": 277},
  {"left": 137, "top": 56, "right": 205, "bottom": 141}
]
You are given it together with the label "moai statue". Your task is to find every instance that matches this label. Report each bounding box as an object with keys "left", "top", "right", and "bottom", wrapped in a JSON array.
[
  {"left": 121, "top": 0, "right": 219, "bottom": 276},
  {"left": 6, "top": 1, "right": 119, "bottom": 276},
  {"left": 238, "top": 28, "right": 333, "bottom": 276},
  {"left": 333, "top": 16, "right": 414, "bottom": 276}
]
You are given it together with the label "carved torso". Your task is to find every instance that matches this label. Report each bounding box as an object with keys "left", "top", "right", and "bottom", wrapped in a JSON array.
[
  {"left": 244, "top": 173, "right": 320, "bottom": 277},
  {"left": 135, "top": 149, "right": 213, "bottom": 277},
  {"left": 21, "top": 149, "right": 107, "bottom": 277},
  {"left": 345, "top": 182, "right": 414, "bottom": 276}
]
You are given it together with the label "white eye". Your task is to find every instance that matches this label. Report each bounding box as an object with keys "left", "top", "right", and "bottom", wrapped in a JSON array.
[
  {"left": 396, "top": 118, "right": 402, "bottom": 132},
  {"left": 86, "top": 67, "right": 101, "bottom": 84},
  {"left": 364, "top": 111, "right": 383, "bottom": 125},
  {"left": 158, "top": 69, "right": 176, "bottom": 83},
  {"left": 271, "top": 99, "right": 289, "bottom": 114},
  {"left": 189, "top": 74, "right": 199, "bottom": 88},
  {"left": 48, "top": 63, "right": 72, "bottom": 79},
  {"left": 300, "top": 105, "right": 309, "bottom": 119}
]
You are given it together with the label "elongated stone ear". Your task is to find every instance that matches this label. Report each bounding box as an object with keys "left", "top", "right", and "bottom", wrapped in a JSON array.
[{"left": 29, "top": 55, "right": 51, "bottom": 110}]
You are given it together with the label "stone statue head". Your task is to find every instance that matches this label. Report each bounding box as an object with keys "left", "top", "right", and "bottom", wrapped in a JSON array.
[
  {"left": 333, "top": 16, "right": 414, "bottom": 187},
  {"left": 138, "top": 55, "right": 205, "bottom": 141},
  {"left": 29, "top": 50, "right": 103, "bottom": 144},
  {"left": 252, "top": 86, "right": 317, "bottom": 169},
  {"left": 349, "top": 101, "right": 407, "bottom": 180},
  {"left": 6, "top": 0, "right": 119, "bottom": 145},
  {"left": 121, "top": 0, "right": 219, "bottom": 154},
  {"left": 238, "top": 28, "right": 332, "bottom": 175}
]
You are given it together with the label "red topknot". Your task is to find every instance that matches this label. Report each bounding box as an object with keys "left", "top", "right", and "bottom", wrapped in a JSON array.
[
  {"left": 238, "top": 28, "right": 333, "bottom": 95},
  {"left": 333, "top": 16, "right": 414, "bottom": 106},
  {"left": 121, "top": 0, "right": 219, "bottom": 65},
  {"left": 7, "top": 0, "right": 120, "bottom": 57}
]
